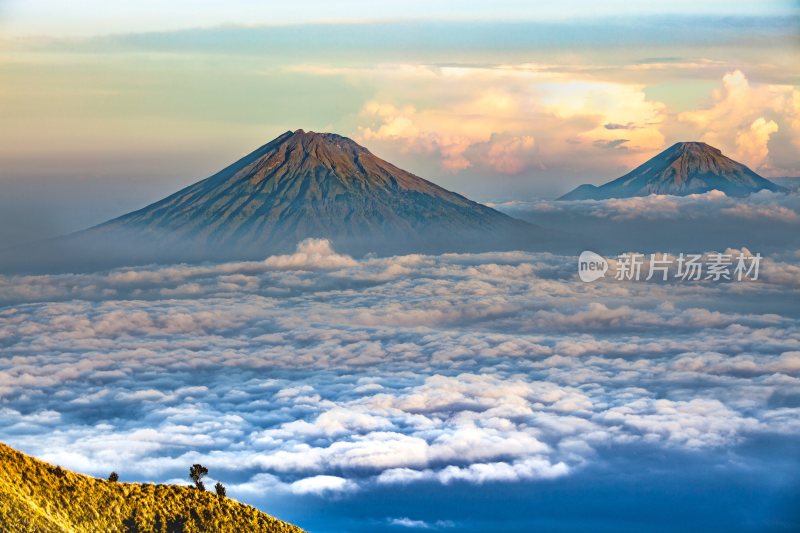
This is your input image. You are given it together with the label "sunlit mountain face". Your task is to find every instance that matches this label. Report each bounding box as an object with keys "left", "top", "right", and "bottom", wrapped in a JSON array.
[
  {"left": 1, "top": 2, "right": 799, "bottom": 532},
  {"left": 72, "top": 130, "right": 540, "bottom": 262}
]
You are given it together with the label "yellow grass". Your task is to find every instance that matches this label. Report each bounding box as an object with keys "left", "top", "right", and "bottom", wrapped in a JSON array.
[{"left": 0, "top": 442, "right": 305, "bottom": 532}]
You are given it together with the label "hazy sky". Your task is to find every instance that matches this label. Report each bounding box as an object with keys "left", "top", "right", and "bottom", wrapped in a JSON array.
[
  {"left": 0, "top": 2, "right": 798, "bottom": 245},
  {"left": 3, "top": 1, "right": 796, "bottom": 36}
]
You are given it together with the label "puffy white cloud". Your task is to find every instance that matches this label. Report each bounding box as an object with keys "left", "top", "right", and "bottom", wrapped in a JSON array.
[
  {"left": 353, "top": 64, "right": 671, "bottom": 175},
  {"left": 735, "top": 117, "right": 779, "bottom": 168},
  {"left": 537, "top": 79, "right": 666, "bottom": 153},
  {"left": 359, "top": 99, "right": 540, "bottom": 174},
  {"left": 289, "top": 475, "right": 358, "bottom": 496},
  {"left": 436, "top": 457, "right": 569, "bottom": 484},
  {"left": 387, "top": 516, "right": 455, "bottom": 529},
  {"left": 482, "top": 134, "right": 536, "bottom": 174},
  {"left": 263, "top": 238, "right": 358, "bottom": 270},
  {"left": 679, "top": 70, "right": 800, "bottom": 172},
  {"left": 599, "top": 398, "right": 759, "bottom": 448}
]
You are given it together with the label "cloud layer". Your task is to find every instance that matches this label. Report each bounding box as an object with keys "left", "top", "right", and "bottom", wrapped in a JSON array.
[
  {"left": 1, "top": 240, "right": 799, "bottom": 517},
  {"left": 496, "top": 189, "right": 800, "bottom": 223}
]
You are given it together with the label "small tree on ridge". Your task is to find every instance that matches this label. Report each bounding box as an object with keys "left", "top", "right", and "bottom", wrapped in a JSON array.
[{"left": 189, "top": 464, "right": 208, "bottom": 491}]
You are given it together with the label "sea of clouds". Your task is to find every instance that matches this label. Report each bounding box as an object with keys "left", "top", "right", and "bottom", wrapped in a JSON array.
[{"left": 1, "top": 236, "right": 799, "bottom": 521}]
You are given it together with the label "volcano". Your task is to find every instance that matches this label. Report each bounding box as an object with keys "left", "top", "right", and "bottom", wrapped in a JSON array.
[
  {"left": 559, "top": 142, "right": 785, "bottom": 200},
  {"left": 44, "top": 130, "right": 542, "bottom": 267}
]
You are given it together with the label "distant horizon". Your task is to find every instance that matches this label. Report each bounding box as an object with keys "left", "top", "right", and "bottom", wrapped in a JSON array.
[{"left": 1, "top": 127, "right": 800, "bottom": 249}]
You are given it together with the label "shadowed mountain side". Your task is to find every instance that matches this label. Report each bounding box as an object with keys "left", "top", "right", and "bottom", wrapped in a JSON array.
[
  {"left": 0, "top": 442, "right": 304, "bottom": 533},
  {"left": 0, "top": 131, "right": 566, "bottom": 273},
  {"left": 560, "top": 142, "right": 785, "bottom": 200}
]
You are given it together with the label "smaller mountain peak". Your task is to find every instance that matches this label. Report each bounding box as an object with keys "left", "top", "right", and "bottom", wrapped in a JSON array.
[{"left": 559, "top": 140, "right": 783, "bottom": 200}]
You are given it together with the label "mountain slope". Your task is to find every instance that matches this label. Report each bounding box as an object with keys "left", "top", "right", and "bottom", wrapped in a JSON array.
[
  {"left": 0, "top": 442, "right": 304, "bottom": 533},
  {"left": 559, "top": 142, "right": 785, "bottom": 200},
  {"left": 80, "top": 130, "right": 536, "bottom": 259}
]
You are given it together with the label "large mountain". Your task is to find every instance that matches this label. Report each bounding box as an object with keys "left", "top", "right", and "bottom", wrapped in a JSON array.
[
  {"left": 559, "top": 142, "right": 785, "bottom": 200},
  {"left": 0, "top": 441, "right": 304, "bottom": 532},
  {"left": 61, "top": 130, "right": 540, "bottom": 264}
]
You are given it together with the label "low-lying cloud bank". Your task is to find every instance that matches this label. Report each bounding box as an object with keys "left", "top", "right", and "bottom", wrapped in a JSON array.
[
  {"left": 1, "top": 240, "right": 799, "bottom": 503},
  {"left": 493, "top": 190, "right": 800, "bottom": 256},
  {"left": 496, "top": 190, "right": 800, "bottom": 222}
]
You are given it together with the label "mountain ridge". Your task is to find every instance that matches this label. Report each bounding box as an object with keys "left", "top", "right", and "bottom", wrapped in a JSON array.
[
  {"left": 0, "top": 441, "right": 304, "bottom": 532},
  {"left": 559, "top": 142, "right": 785, "bottom": 200}
]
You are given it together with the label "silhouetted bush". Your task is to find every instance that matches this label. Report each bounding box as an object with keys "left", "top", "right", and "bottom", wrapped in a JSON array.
[
  {"left": 189, "top": 464, "right": 208, "bottom": 490},
  {"left": 214, "top": 482, "right": 226, "bottom": 498},
  {"left": 108, "top": 472, "right": 119, "bottom": 482}
]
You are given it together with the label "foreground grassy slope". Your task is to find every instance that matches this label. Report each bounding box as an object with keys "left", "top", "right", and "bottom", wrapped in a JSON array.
[{"left": 0, "top": 442, "right": 304, "bottom": 532}]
